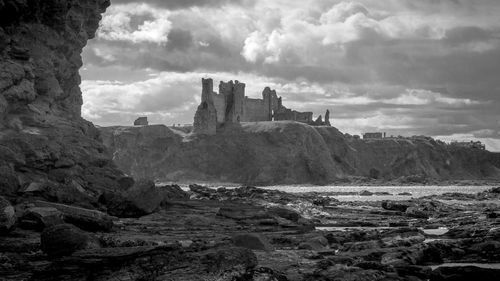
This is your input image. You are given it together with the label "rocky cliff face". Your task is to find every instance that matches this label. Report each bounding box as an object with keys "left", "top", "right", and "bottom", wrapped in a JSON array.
[
  {"left": 101, "top": 122, "right": 500, "bottom": 185},
  {"left": 0, "top": 0, "right": 126, "bottom": 205},
  {"left": 101, "top": 122, "right": 343, "bottom": 185}
]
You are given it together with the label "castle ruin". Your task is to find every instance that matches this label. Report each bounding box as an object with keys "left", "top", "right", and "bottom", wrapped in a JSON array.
[{"left": 193, "top": 78, "right": 331, "bottom": 134}]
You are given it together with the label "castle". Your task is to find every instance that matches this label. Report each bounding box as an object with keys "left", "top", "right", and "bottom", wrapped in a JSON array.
[{"left": 193, "top": 78, "right": 331, "bottom": 135}]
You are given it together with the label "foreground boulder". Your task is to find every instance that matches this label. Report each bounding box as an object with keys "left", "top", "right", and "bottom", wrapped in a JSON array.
[
  {"left": 203, "top": 246, "right": 258, "bottom": 273},
  {"left": 100, "top": 180, "right": 162, "bottom": 218},
  {"left": 41, "top": 224, "right": 98, "bottom": 257},
  {"left": 34, "top": 201, "right": 113, "bottom": 232},
  {"left": 0, "top": 196, "right": 16, "bottom": 234},
  {"left": 19, "top": 207, "right": 64, "bottom": 231},
  {"left": 232, "top": 233, "right": 273, "bottom": 251}
]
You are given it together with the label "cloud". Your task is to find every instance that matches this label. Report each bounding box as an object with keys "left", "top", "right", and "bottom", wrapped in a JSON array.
[
  {"left": 111, "top": 0, "right": 251, "bottom": 10},
  {"left": 98, "top": 3, "right": 172, "bottom": 44},
  {"left": 80, "top": 0, "right": 500, "bottom": 151}
]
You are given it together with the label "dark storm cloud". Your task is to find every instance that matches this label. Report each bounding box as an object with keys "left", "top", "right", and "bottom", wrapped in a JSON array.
[{"left": 166, "top": 29, "right": 194, "bottom": 50}]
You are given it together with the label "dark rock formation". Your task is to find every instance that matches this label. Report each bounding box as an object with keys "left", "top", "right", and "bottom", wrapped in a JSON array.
[
  {"left": 34, "top": 200, "right": 113, "bottom": 231},
  {"left": 232, "top": 233, "right": 273, "bottom": 251},
  {"left": 430, "top": 266, "right": 500, "bottom": 281},
  {"left": 41, "top": 223, "right": 98, "bottom": 257},
  {"left": 102, "top": 122, "right": 340, "bottom": 185},
  {"left": 0, "top": 0, "right": 126, "bottom": 204},
  {"left": 0, "top": 196, "right": 15, "bottom": 233},
  {"left": 100, "top": 180, "right": 163, "bottom": 218},
  {"left": 19, "top": 206, "right": 64, "bottom": 230},
  {"left": 101, "top": 122, "right": 500, "bottom": 185}
]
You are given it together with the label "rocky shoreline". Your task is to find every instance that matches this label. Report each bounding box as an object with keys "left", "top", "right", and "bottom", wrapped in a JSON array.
[{"left": 1, "top": 185, "right": 499, "bottom": 280}]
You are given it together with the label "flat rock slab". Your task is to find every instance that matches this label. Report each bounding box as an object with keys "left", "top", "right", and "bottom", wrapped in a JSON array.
[{"left": 34, "top": 201, "right": 113, "bottom": 232}]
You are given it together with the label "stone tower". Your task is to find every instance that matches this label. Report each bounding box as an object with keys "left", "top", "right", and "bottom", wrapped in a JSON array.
[
  {"left": 325, "top": 109, "right": 331, "bottom": 126},
  {"left": 262, "top": 87, "right": 279, "bottom": 121},
  {"left": 232, "top": 80, "right": 245, "bottom": 122},
  {"left": 193, "top": 78, "right": 217, "bottom": 135},
  {"left": 220, "top": 80, "right": 246, "bottom": 123}
]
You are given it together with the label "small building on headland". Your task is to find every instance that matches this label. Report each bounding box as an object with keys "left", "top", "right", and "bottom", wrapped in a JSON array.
[
  {"left": 133, "top": 117, "right": 148, "bottom": 126},
  {"left": 450, "top": 141, "right": 486, "bottom": 150},
  {"left": 363, "top": 132, "right": 385, "bottom": 139},
  {"left": 193, "top": 78, "right": 331, "bottom": 135}
]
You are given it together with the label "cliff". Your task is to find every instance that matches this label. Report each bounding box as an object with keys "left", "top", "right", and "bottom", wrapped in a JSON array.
[
  {"left": 100, "top": 122, "right": 500, "bottom": 185},
  {"left": 0, "top": 0, "right": 127, "bottom": 205},
  {"left": 101, "top": 122, "right": 342, "bottom": 185}
]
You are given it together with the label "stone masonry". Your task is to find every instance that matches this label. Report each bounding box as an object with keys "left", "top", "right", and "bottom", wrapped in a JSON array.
[{"left": 193, "top": 78, "right": 331, "bottom": 134}]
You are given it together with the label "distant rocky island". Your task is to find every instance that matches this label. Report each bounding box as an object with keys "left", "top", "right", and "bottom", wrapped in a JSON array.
[{"left": 100, "top": 79, "right": 500, "bottom": 186}]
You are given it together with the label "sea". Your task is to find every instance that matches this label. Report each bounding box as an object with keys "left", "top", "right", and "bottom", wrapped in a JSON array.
[{"left": 168, "top": 183, "right": 494, "bottom": 202}]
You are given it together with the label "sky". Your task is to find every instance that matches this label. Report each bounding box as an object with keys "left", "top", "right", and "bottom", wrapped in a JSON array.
[{"left": 80, "top": 0, "right": 500, "bottom": 151}]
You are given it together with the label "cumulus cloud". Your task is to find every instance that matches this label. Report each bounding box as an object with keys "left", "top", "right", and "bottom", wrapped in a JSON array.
[
  {"left": 81, "top": 0, "right": 500, "bottom": 151},
  {"left": 98, "top": 3, "right": 172, "bottom": 44}
]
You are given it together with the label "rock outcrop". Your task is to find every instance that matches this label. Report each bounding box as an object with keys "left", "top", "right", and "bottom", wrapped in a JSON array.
[
  {"left": 102, "top": 122, "right": 342, "bottom": 185},
  {"left": 0, "top": 0, "right": 127, "bottom": 203},
  {"left": 41, "top": 223, "right": 97, "bottom": 257},
  {"left": 0, "top": 196, "right": 15, "bottom": 233},
  {"left": 101, "top": 122, "right": 500, "bottom": 185}
]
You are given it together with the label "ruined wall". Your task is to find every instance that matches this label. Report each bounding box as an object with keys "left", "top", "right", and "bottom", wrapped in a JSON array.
[
  {"left": 211, "top": 92, "right": 225, "bottom": 123},
  {"left": 274, "top": 107, "right": 313, "bottom": 123},
  {"left": 232, "top": 81, "right": 245, "bottom": 123},
  {"left": 244, "top": 97, "right": 269, "bottom": 122}
]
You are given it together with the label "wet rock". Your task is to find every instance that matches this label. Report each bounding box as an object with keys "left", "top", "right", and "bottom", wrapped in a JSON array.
[
  {"left": 405, "top": 207, "right": 429, "bottom": 219},
  {"left": 381, "top": 249, "right": 422, "bottom": 267},
  {"left": 33, "top": 245, "right": 183, "bottom": 280},
  {"left": 34, "top": 201, "right": 113, "bottom": 232},
  {"left": 394, "top": 265, "right": 431, "bottom": 279},
  {"left": 430, "top": 266, "right": 500, "bottom": 281},
  {"left": 299, "top": 235, "right": 329, "bottom": 251},
  {"left": 41, "top": 224, "right": 98, "bottom": 257},
  {"left": 125, "top": 180, "right": 163, "bottom": 212},
  {"left": 0, "top": 165, "right": 20, "bottom": 196},
  {"left": 101, "top": 180, "right": 162, "bottom": 218},
  {"left": 469, "top": 241, "right": 500, "bottom": 260},
  {"left": 9, "top": 46, "right": 30, "bottom": 60},
  {"left": 217, "top": 204, "right": 270, "bottom": 220},
  {"left": 232, "top": 233, "right": 273, "bottom": 251},
  {"left": 312, "top": 196, "right": 338, "bottom": 206},
  {"left": 189, "top": 184, "right": 216, "bottom": 198},
  {"left": 0, "top": 196, "right": 16, "bottom": 234},
  {"left": 359, "top": 190, "right": 373, "bottom": 196},
  {"left": 268, "top": 206, "right": 300, "bottom": 222},
  {"left": 489, "top": 187, "right": 500, "bottom": 194},
  {"left": 343, "top": 240, "right": 383, "bottom": 252},
  {"left": 251, "top": 267, "right": 289, "bottom": 281},
  {"left": 203, "top": 246, "right": 258, "bottom": 272},
  {"left": 20, "top": 207, "right": 64, "bottom": 230},
  {"left": 157, "top": 184, "right": 189, "bottom": 202},
  {"left": 382, "top": 201, "right": 410, "bottom": 212}
]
